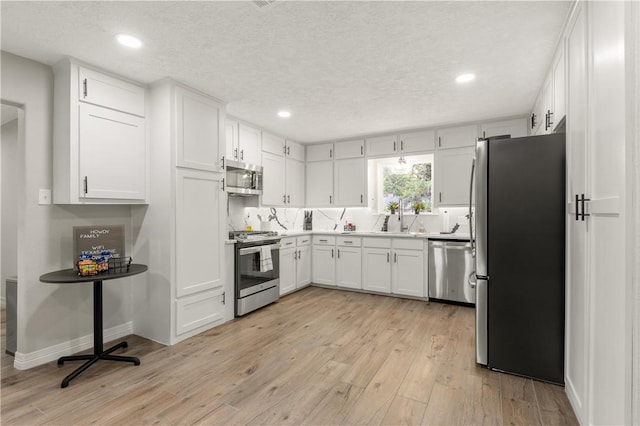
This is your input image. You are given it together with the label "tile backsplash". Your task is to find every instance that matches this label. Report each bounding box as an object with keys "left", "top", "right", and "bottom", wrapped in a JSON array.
[{"left": 228, "top": 198, "right": 471, "bottom": 235}]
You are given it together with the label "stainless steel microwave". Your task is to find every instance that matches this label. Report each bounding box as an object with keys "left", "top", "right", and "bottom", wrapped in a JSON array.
[{"left": 225, "top": 160, "right": 262, "bottom": 195}]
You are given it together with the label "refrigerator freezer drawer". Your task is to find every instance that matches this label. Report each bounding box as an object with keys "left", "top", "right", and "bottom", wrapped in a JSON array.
[{"left": 428, "top": 241, "right": 475, "bottom": 304}]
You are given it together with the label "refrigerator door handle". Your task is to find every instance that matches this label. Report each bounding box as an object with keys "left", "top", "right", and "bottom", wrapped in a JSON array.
[
  {"left": 469, "top": 157, "right": 476, "bottom": 256},
  {"left": 476, "top": 277, "right": 488, "bottom": 365}
]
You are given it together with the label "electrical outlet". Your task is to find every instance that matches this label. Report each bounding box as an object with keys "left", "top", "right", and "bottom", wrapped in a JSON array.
[{"left": 38, "top": 189, "right": 52, "bottom": 205}]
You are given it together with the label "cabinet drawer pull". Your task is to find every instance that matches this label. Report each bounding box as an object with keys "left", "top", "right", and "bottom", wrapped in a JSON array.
[
  {"left": 294, "top": 250, "right": 297, "bottom": 259},
  {"left": 298, "top": 250, "right": 301, "bottom": 258},
  {"left": 393, "top": 141, "right": 396, "bottom": 151},
  {"left": 331, "top": 248, "right": 334, "bottom": 258},
  {"left": 287, "top": 146, "right": 291, "bottom": 156},
  {"left": 240, "top": 149, "right": 244, "bottom": 160},
  {"left": 394, "top": 253, "right": 397, "bottom": 263},
  {"left": 401, "top": 140, "right": 404, "bottom": 150},
  {"left": 337, "top": 249, "right": 340, "bottom": 258},
  {"left": 343, "top": 241, "right": 353, "bottom": 244},
  {"left": 283, "top": 194, "right": 287, "bottom": 204},
  {"left": 439, "top": 192, "right": 442, "bottom": 203},
  {"left": 302, "top": 239, "right": 309, "bottom": 243},
  {"left": 83, "top": 176, "right": 88, "bottom": 194},
  {"left": 329, "top": 195, "right": 332, "bottom": 204},
  {"left": 360, "top": 194, "right": 363, "bottom": 203},
  {"left": 83, "top": 78, "right": 88, "bottom": 98},
  {"left": 387, "top": 252, "right": 390, "bottom": 263},
  {"left": 438, "top": 136, "right": 442, "bottom": 147}
]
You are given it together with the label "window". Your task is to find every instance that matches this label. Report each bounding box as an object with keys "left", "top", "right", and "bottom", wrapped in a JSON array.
[{"left": 369, "top": 154, "right": 434, "bottom": 214}]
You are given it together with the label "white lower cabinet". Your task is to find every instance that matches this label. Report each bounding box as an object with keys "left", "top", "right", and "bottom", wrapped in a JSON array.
[
  {"left": 362, "top": 247, "right": 392, "bottom": 293},
  {"left": 279, "top": 237, "right": 311, "bottom": 295},
  {"left": 391, "top": 249, "right": 425, "bottom": 297},
  {"left": 336, "top": 237, "right": 362, "bottom": 289},
  {"left": 360, "top": 237, "right": 425, "bottom": 297},
  {"left": 296, "top": 244, "right": 311, "bottom": 288},
  {"left": 312, "top": 235, "right": 336, "bottom": 286}
]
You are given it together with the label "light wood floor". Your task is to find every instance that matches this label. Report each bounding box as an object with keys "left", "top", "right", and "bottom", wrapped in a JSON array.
[{"left": 1, "top": 287, "right": 577, "bottom": 425}]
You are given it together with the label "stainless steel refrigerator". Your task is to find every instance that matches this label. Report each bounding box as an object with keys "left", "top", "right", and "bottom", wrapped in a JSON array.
[{"left": 470, "top": 133, "right": 565, "bottom": 385}]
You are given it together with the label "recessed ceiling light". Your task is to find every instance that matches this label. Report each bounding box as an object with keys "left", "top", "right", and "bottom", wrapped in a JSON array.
[
  {"left": 116, "top": 34, "right": 142, "bottom": 49},
  {"left": 456, "top": 73, "right": 475, "bottom": 83},
  {"left": 278, "top": 110, "right": 291, "bottom": 118}
]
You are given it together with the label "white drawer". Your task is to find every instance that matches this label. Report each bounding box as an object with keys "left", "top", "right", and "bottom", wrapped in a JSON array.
[
  {"left": 337, "top": 236, "right": 361, "bottom": 247},
  {"left": 280, "top": 237, "right": 296, "bottom": 248},
  {"left": 296, "top": 236, "right": 312, "bottom": 246},
  {"left": 362, "top": 237, "right": 391, "bottom": 248},
  {"left": 175, "top": 288, "right": 225, "bottom": 336},
  {"left": 393, "top": 238, "right": 424, "bottom": 250},
  {"left": 313, "top": 235, "right": 336, "bottom": 245}
]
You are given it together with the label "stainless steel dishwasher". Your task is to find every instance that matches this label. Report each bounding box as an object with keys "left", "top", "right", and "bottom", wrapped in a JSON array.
[{"left": 428, "top": 238, "right": 475, "bottom": 304}]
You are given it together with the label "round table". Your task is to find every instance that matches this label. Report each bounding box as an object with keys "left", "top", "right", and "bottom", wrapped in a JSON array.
[{"left": 40, "top": 264, "right": 147, "bottom": 388}]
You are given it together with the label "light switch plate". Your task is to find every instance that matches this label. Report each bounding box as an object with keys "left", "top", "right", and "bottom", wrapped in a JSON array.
[{"left": 38, "top": 189, "right": 52, "bottom": 205}]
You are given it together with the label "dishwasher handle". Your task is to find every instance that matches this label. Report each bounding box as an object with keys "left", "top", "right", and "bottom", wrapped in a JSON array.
[{"left": 428, "top": 241, "right": 472, "bottom": 250}]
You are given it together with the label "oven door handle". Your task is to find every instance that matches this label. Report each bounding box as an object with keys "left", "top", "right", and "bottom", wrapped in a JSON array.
[{"left": 239, "top": 244, "right": 280, "bottom": 255}]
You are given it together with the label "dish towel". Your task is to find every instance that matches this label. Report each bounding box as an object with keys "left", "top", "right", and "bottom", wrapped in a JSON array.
[{"left": 260, "top": 245, "right": 273, "bottom": 272}]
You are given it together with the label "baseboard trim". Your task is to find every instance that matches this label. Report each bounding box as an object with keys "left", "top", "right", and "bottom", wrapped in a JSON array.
[
  {"left": 13, "top": 321, "right": 133, "bottom": 370},
  {"left": 565, "top": 376, "right": 585, "bottom": 425}
]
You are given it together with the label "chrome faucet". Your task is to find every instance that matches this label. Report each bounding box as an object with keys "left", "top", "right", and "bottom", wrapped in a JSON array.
[{"left": 399, "top": 199, "right": 408, "bottom": 232}]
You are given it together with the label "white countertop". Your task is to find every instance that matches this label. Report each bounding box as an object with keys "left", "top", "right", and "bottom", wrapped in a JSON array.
[{"left": 275, "top": 230, "right": 470, "bottom": 240}]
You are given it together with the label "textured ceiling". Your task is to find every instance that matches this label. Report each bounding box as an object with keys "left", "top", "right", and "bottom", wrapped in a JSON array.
[{"left": 1, "top": 1, "right": 571, "bottom": 142}]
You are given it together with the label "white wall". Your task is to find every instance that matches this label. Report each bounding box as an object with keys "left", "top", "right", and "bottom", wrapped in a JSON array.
[
  {"left": 1, "top": 118, "right": 19, "bottom": 306},
  {"left": 1, "top": 51, "right": 135, "bottom": 367}
]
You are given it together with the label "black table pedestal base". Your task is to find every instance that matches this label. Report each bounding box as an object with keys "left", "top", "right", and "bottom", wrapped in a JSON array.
[{"left": 57, "top": 341, "right": 140, "bottom": 388}]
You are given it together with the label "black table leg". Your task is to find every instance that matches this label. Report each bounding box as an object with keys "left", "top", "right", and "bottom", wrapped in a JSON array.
[{"left": 57, "top": 280, "right": 140, "bottom": 388}]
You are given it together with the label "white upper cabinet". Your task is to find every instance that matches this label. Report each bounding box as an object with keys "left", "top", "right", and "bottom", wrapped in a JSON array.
[
  {"left": 53, "top": 59, "right": 147, "bottom": 204},
  {"left": 531, "top": 41, "right": 566, "bottom": 135},
  {"left": 78, "top": 66, "right": 145, "bottom": 116},
  {"left": 262, "top": 132, "right": 286, "bottom": 156},
  {"left": 398, "top": 130, "right": 435, "bottom": 153},
  {"left": 285, "top": 158, "right": 305, "bottom": 207},
  {"left": 79, "top": 104, "right": 146, "bottom": 200},
  {"left": 226, "top": 119, "right": 261, "bottom": 165},
  {"left": 436, "top": 125, "right": 478, "bottom": 150},
  {"left": 480, "top": 118, "right": 528, "bottom": 139},
  {"left": 175, "top": 87, "right": 224, "bottom": 173},
  {"left": 551, "top": 47, "right": 566, "bottom": 130},
  {"left": 306, "top": 161, "right": 334, "bottom": 206},
  {"left": 366, "top": 134, "right": 398, "bottom": 157},
  {"left": 285, "top": 139, "right": 305, "bottom": 162},
  {"left": 261, "top": 151, "right": 286, "bottom": 206},
  {"left": 237, "top": 123, "right": 261, "bottom": 164},
  {"left": 307, "top": 143, "right": 334, "bottom": 162},
  {"left": 225, "top": 118, "right": 239, "bottom": 162},
  {"left": 334, "top": 139, "right": 364, "bottom": 159},
  {"left": 367, "top": 131, "right": 435, "bottom": 157},
  {"left": 435, "top": 147, "right": 475, "bottom": 206},
  {"left": 334, "top": 158, "right": 366, "bottom": 206}
]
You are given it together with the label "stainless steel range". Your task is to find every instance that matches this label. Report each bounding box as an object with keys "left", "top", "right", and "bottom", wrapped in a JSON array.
[{"left": 230, "top": 231, "right": 281, "bottom": 316}]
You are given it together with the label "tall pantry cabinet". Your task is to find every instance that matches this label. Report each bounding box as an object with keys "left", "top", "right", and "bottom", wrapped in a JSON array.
[
  {"left": 564, "top": 2, "right": 631, "bottom": 425},
  {"left": 132, "top": 81, "right": 230, "bottom": 345}
]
